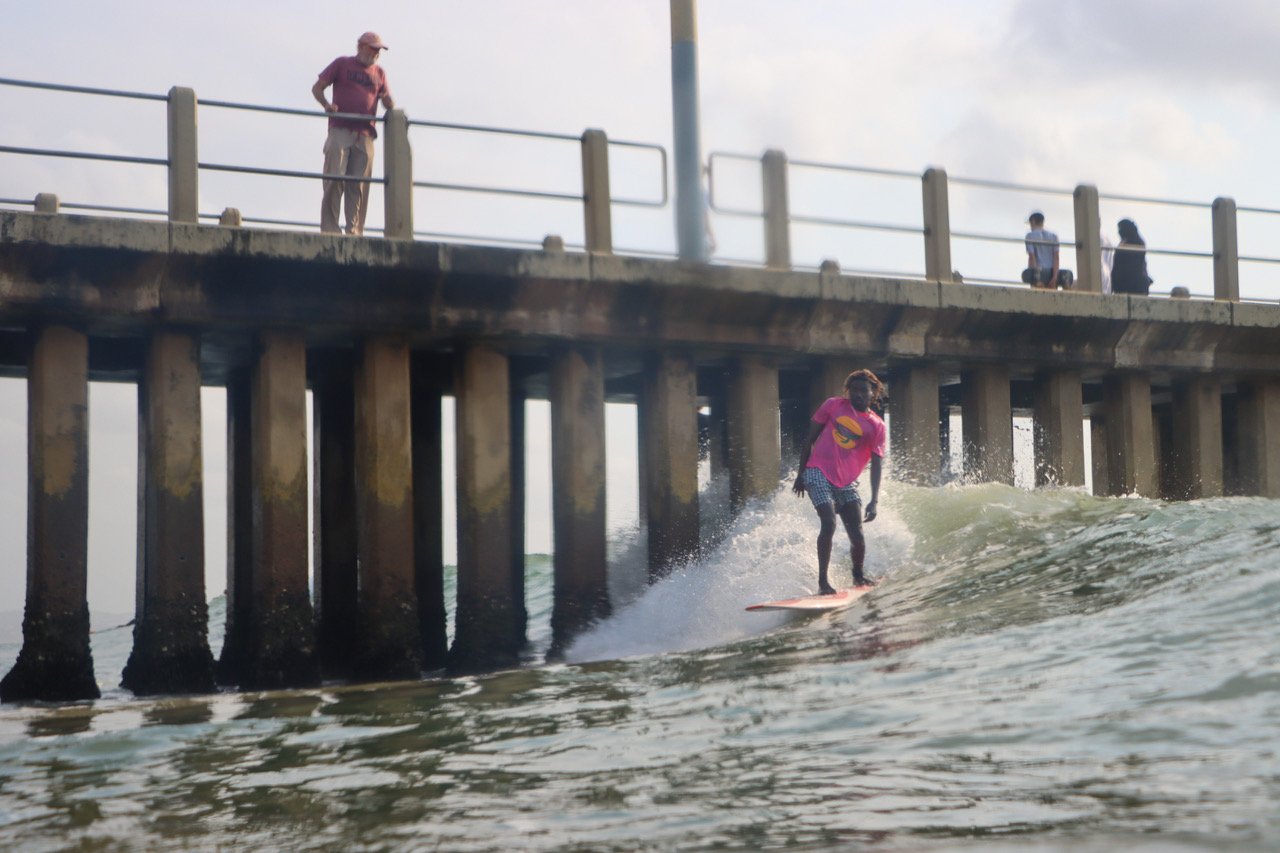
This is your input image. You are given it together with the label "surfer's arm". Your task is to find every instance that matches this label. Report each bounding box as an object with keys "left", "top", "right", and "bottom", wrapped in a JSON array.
[
  {"left": 864, "top": 454, "right": 882, "bottom": 521},
  {"left": 792, "top": 420, "right": 824, "bottom": 494}
]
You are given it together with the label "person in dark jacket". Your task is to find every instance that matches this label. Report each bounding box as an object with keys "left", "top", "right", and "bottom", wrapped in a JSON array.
[{"left": 1110, "top": 218, "right": 1152, "bottom": 295}]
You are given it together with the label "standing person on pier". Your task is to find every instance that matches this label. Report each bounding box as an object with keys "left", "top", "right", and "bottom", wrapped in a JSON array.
[
  {"left": 793, "top": 370, "right": 887, "bottom": 595},
  {"left": 312, "top": 31, "right": 395, "bottom": 236}
]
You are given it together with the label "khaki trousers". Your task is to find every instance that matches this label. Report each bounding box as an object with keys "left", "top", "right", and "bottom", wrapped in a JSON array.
[{"left": 320, "top": 128, "right": 376, "bottom": 235}]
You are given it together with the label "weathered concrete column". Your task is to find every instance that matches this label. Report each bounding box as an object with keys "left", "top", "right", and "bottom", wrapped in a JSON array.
[
  {"left": 1169, "top": 378, "right": 1224, "bottom": 499},
  {"left": 1032, "top": 369, "right": 1085, "bottom": 487},
  {"left": 241, "top": 332, "right": 317, "bottom": 688},
  {"left": 216, "top": 368, "right": 252, "bottom": 686},
  {"left": 1213, "top": 197, "right": 1240, "bottom": 302},
  {"left": 763, "top": 149, "right": 790, "bottom": 270},
  {"left": 642, "top": 350, "right": 700, "bottom": 579},
  {"left": 355, "top": 337, "right": 422, "bottom": 678},
  {"left": 581, "top": 129, "right": 612, "bottom": 254},
  {"left": 508, "top": 369, "right": 529, "bottom": 647},
  {"left": 1101, "top": 372, "right": 1158, "bottom": 497},
  {"left": 889, "top": 364, "right": 941, "bottom": 485},
  {"left": 410, "top": 353, "right": 448, "bottom": 670},
  {"left": 727, "top": 355, "right": 780, "bottom": 512},
  {"left": 312, "top": 355, "right": 359, "bottom": 679},
  {"left": 383, "top": 108, "right": 413, "bottom": 240},
  {"left": 450, "top": 344, "right": 521, "bottom": 671},
  {"left": 1090, "top": 416, "right": 1109, "bottom": 496},
  {"left": 809, "top": 359, "right": 849, "bottom": 415},
  {"left": 548, "top": 346, "right": 610, "bottom": 658},
  {"left": 1, "top": 326, "right": 97, "bottom": 703},
  {"left": 1235, "top": 378, "right": 1280, "bottom": 498},
  {"left": 922, "top": 167, "right": 953, "bottom": 283},
  {"left": 122, "top": 331, "right": 215, "bottom": 696},
  {"left": 167, "top": 86, "right": 198, "bottom": 224},
  {"left": 1074, "top": 184, "right": 1103, "bottom": 294},
  {"left": 961, "top": 366, "right": 1013, "bottom": 485}
]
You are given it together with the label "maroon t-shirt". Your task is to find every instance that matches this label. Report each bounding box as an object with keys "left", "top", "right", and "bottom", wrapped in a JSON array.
[{"left": 317, "top": 55, "right": 390, "bottom": 138}]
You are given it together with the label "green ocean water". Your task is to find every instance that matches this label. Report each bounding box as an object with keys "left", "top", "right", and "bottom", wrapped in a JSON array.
[{"left": 1, "top": 483, "right": 1278, "bottom": 851}]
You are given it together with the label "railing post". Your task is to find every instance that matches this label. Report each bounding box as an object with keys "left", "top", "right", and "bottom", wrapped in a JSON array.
[
  {"left": 1213, "top": 196, "right": 1240, "bottom": 302},
  {"left": 580, "top": 129, "right": 612, "bottom": 254},
  {"left": 1074, "top": 183, "right": 1102, "bottom": 293},
  {"left": 762, "top": 148, "right": 790, "bottom": 270},
  {"left": 34, "top": 193, "right": 59, "bottom": 214},
  {"left": 921, "top": 167, "right": 952, "bottom": 283},
  {"left": 219, "top": 207, "right": 242, "bottom": 227},
  {"left": 383, "top": 109, "right": 413, "bottom": 240},
  {"left": 167, "top": 86, "right": 199, "bottom": 224}
]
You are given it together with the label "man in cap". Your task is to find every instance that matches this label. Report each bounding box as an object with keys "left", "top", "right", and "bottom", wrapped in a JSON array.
[
  {"left": 312, "top": 32, "right": 395, "bottom": 235},
  {"left": 1021, "top": 211, "right": 1074, "bottom": 289}
]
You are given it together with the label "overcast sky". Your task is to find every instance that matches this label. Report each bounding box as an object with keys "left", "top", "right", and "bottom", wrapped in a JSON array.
[{"left": 3, "top": 1, "right": 1280, "bottom": 615}]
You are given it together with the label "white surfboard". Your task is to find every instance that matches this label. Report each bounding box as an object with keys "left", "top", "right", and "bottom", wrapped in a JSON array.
[{"left": 745, "top": 583, "right": 875, "bottom": 613}]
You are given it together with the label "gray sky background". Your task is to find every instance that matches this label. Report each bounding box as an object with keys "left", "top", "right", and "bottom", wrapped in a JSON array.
[{"left": 3, "top": 0, "right": 1280, "bottom": 614}]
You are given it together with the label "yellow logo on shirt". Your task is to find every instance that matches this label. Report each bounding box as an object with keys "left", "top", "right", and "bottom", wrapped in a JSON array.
[{"left": 833, "top": 415, "right": 863, "bottom": 450}]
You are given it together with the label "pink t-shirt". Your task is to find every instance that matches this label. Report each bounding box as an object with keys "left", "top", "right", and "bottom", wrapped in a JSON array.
[
  {"left": 318, "top": 56, "right": 391, "bottom": 138},
  {"left": 805, "top": 397, "right": 886, "bottom": 488}
]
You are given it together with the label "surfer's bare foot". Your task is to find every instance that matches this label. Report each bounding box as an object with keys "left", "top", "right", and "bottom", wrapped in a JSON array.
[
  {"left": 853, "top": 575, "right": 875, "bottom": 588},
  {"left": 818, "top": 583, "right": 837, "bottom": 595}
]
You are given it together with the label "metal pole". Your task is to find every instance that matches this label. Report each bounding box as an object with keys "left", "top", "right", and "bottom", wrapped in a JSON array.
[{"left": 671, "top": 0, "right": 707, "bottom": 261}]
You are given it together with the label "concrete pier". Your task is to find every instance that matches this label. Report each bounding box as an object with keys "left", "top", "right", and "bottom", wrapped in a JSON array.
[
  {"left": 411, "top": 354, "right": 449, "bottom": 670},
  {"left": 451, "top": 344, "right": 520, "bottom": 672},
  {"left": 727, "top": 356, "right": 781, "bottom": 511},
  {"left": 121, "top": 332, "right": 215, "bottom": 696},
  {"left": 0, "top": 326, "right": 97, "bottom": 702},
  {"left": 548, "top": 346, "right": 610, "bottom": 658},
  {"left": 889, "top": 364, "right": 941, "bottom": 485},
  {"left": 354, "top": 338, "right": 422, "bottom": 678},
  {"left": 961, "top": 366, "right": 1013, "bottom": 485},
  {"left": 642, "top": 351, "right": 701, "bottom": 579},
  {"left": 1033, "top": 370, "right": 1085, "bottom": 488},
  {"left": 1168, "top": 378, "right": 1224, "bottom": 500},
  {"left": 1101, "top": 373, "right": 1158, "bottom": 497}
]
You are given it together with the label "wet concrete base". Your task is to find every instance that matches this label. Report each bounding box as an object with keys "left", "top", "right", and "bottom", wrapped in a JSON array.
[{"left": 0, "top": 605, "right": 99, "bottom": 702}]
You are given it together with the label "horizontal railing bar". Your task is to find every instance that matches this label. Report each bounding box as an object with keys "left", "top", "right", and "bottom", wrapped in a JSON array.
[
  {"left": 62, "top": 202, "right": 166, "bottom": 217},
  {"left": 953, "top": 230, "right": 1059, "bottom": 246},
  {"left": 1098, "top": 191, "right": 1211, "bottom": 209},
  {"left": 950, "top": 175, "right": 1074, "bottom": 195},
  {"left": 408, "top": 118, "right": 579, "bottom": 142},
  {"left": 1236, "top": 205, "right": 1280, "bottom": 216},
  {"left": 0, "top": 197, "right": 35, "bottom": 206},
  {"left": 201, "top": 99, "right": 382, "bottom": 124},
  {"left": 199, "top": 161, "right": 384, "bottom": 184},
  {"left": 787, "top": 158, "right": 920, "bottom": 180},
  {"left": 0, "top": 144, "right": 166, "bottom": 167},
  {"left": 1237, "top": 254, "right": 1280, "bottom": 265},
  {"left": 413, "top": 180, "right": 581, "bottom": 202},
  {"left": 0, "top": 76, "right": 167, "bottom": 102},
  {"left": 790, "top": 214, "right": 924, "bottom": 235}
]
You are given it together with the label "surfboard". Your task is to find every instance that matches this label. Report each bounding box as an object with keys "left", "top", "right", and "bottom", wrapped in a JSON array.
[{"left": 745, "top": 584, "right": 875, "bottom": 613}]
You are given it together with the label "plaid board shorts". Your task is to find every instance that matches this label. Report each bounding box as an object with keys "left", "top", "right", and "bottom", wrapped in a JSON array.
[{"left": 802, "top": 466, "right": 860, "bottom": 510}]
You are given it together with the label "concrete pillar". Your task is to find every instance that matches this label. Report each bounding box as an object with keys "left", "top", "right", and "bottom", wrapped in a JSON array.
[
  {"left": 451, "top": 344, "right": 521, "bottom": 671},
  {"left": 1090, "top": 416, "right": 1108, "bottom": 496},
  {"left": 216, "top": 368, "right": 252, "bottom": 686},
  {"left": 383, "top": 108, "right": 413, "bottom": 240},
  {"left": 312, "top": 355, "right": 359, "bottom": 680},
  {"left": 122, "top": 331, "right": 215, "bottom": 696},
  {"left": 1032, "top": 369, "right": 1085, "bottom": 487},
  {"left": 809, "top": 360, "right": 849, "bottom": 416},
  {"left": 1235, "top": 379, "right": 1280, "bottom": 498},
  {"left": 1, "top": 326, "right": 97, "bottom": 703},
  {"left": 167, "top": 86, "right": 199, "bottom": 224},
  {"left": 705, "top": 381, "right": 730, "bottom": 482},
  {"left": 548, "top": 346, "right": 610, "bottom": 658},
  {"left": 1153, "top": 405, "right": 1174, "bottom": 500},
  {"left": 961, "top": 366, "right": 1013, "bottom": 485},
  {"left": 642, "top": 350, "right": 700, "bottom": 579},
  {"left": 670, "top": 0, "right": 708, "bottom": 261},
  {"left": 922, "top": 167, "right": 953, "bottom": 283},
  {"left": 890, "top": 364, "right": 941, "bottom": 485},
  {"left": 581, "top": 129, "right": 612, "bottom": 254},
  {"left": 1101, "top": 372, "right": 1158, "bottom": 497},
  {"left": 508, "top": 370, "right": 529, "bottom": 647},
  {"left": 34, "top": 193, "right": 59, "bottom": 214},
  {"left": 241, "top": 332, "right": 317, "bottom": 688},
  {"left": 1169, "top": 378, "right": 1224, "bottom": 499},
  {"left": 355, "top": 337, "right": 422, "bottom": 678},
  {"left": 1074, "top": 184, "right": 1103, "bottom": 294},
  {"left": 1213, "top": 197, "right": 1240, "bottom": 302},
  {"left": 410, "top": 353, "right": 448, "bottom": 670},
  {"left": 1222, "top": 393, "right": 1243, "bottom": 496},
  {"left": 762, "top": 149, "right": 790, "bottom": 270},
  {"left": 727, "top": 355, "right": 780, "bottom": 511}
]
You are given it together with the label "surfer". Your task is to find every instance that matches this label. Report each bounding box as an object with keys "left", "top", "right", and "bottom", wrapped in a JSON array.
[{"left": 792, "top": 369, "right": 886, "bottom": 595}]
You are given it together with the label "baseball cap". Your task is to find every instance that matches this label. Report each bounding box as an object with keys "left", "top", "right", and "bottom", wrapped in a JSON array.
[{"left": 358, "top": 31, "right": 388, "bottom": 50}]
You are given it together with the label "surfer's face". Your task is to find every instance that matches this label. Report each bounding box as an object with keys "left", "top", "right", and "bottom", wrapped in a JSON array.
[{"left": 847, "top": 379, "right": 872, "bottom": 412}]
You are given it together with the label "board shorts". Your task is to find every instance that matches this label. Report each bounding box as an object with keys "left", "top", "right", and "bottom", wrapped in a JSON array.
[{"left": 802, "top": 466, "right": 860, "bottom": 511}]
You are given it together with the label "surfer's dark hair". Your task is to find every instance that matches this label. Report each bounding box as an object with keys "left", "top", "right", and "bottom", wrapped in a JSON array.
[{"left": 844, "top": 369, "right": 887, "bottom": 406}]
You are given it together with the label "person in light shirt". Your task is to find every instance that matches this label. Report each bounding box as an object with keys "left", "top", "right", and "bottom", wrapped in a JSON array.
[
  {"left": 792, "top": 370, "right": 887, "bottom": 594},
  {"left": 312, "top": 31, "right": 395, "bottom": 236}
]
